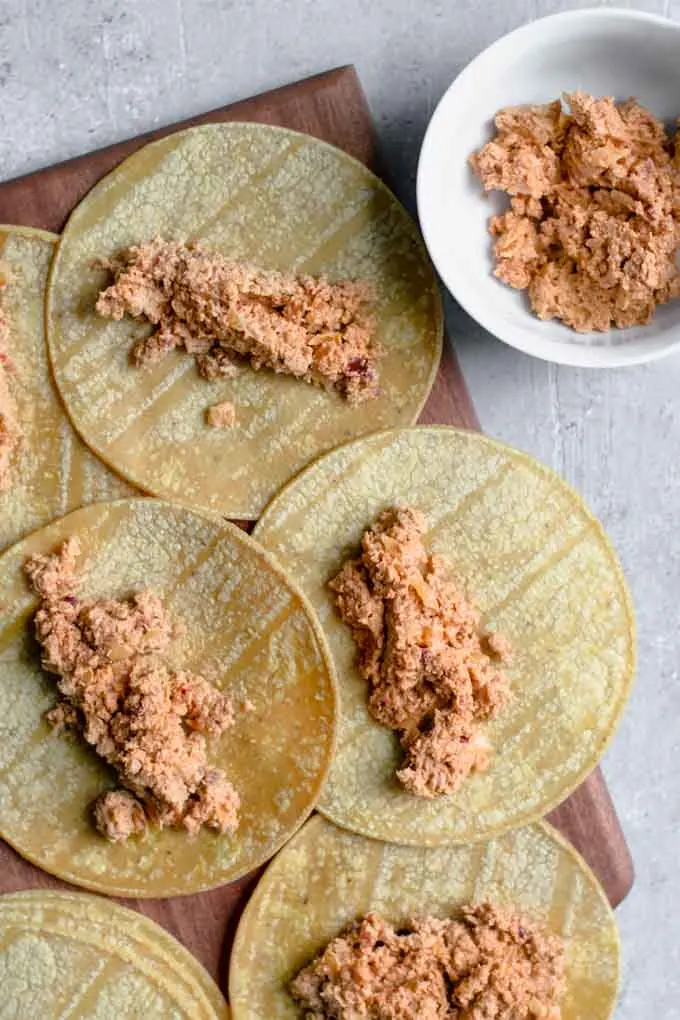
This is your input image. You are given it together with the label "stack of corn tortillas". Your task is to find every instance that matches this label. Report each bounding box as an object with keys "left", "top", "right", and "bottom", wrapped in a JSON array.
[
  {"left": 0, "top": 122, "right": 632, "bottom": 1019},
  {"left": 0, "top": 891, "right": 228, "bottom": 1019}
]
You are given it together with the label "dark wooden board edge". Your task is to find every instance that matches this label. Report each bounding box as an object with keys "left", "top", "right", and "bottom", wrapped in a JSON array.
[
  {"left": 547, "top": 771, "right": 633, "bottom": 907},
  {"left": 0, "top": 66, "right": 375, "bottom": 235},
  {"left": 0, "top": 63, "right": 633, "bottom": 992}
]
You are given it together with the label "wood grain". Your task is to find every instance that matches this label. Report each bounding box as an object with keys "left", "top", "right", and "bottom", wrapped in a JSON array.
[{"left": 0, "top": 65, "right": 633, "bottom": 996}]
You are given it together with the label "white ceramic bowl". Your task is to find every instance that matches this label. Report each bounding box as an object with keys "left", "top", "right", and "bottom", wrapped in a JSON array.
[{"left": 417, "top": 9, "right": 680, "bottom": 367}]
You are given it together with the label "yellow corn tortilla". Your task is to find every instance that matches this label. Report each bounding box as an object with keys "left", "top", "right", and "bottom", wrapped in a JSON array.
[
  {"left": 0, "top": 890, "right": 227, "bottom": 1018},
  {"left": 45, "top": 122, "right": 442, "bottom": 520},
  {"left": 0, "top": 226, "right": 135, "bottom": 555},
  {"left": 254, "top": 426, "right": 635, "bottom": 845},
  {"left": 0, "top": 498, "right": 336, "bottom": 897},
  {"left": 229, "top": 814, "right": 620, "bottom": 1019}
]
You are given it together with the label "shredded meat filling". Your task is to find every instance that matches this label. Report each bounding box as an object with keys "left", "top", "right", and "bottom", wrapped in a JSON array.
[
  {"left": 471, "top": 92, "right": 680, "bottom": 331},
  {"left": 95, "top": 238, "right": 381, "bottom": 405},
  {"left": 290, "top": 903, "right": 565, "bottom": 1020},
  {"left": 25, "top": 538, "right": 240, "bottom": 842},
  {"left": 206, "top": 400, "right": 236, "bottom": 429},
  {"left": 329, "top": 508, "right": 511, "bottom": 798}
]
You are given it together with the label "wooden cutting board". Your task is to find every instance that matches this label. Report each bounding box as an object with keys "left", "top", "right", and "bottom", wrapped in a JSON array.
[{"left": 0, "top": 66, "right": 633, "bottom": 993}]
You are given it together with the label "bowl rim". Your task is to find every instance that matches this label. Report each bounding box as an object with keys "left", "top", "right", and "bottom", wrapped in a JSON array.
[{"left": 416, "top": 7, "right": 680, "bottom": 368}]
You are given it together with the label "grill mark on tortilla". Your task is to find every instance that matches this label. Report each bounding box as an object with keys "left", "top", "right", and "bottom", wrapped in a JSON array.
[
  {"left": 483, "top": 526, "right": 590, "bottom": 620},
  {"left": 50, "top": 956, "right": 114, "bottom": 1019},
  {"left": 187, "top": 138, "right": 306, "bottom": 242}
]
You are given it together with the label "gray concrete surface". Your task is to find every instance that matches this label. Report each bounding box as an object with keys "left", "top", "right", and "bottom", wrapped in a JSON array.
[{"left": 0, "top": 0, "right": 677, "bottom": 1015}]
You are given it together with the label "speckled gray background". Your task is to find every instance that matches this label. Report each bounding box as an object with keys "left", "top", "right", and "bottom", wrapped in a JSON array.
[{"left": 0, "top": 1, "right": 677, "bottom": 1016}]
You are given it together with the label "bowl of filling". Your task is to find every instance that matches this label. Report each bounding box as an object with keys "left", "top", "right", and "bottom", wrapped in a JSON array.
[{"left": 417, "top": 8, "right": 680, "bottom": 366}]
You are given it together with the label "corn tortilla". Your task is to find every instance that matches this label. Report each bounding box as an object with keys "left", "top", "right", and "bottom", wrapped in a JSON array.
[
  {"left": 45, "top": 123, "right": 443, "bottom": 520},
  {"left": 0, "top": 890, "right": 227, "bottom": 1018},
  {"left": 0, "top": 226, "right": 134, "bottom": 555},
  {"left": 229, "top": 814, "right": 619, "bottom": 1019},
  {"left": 254, "top": 426, "right": 635, "bottom": 845},
  {"left": 0, "top": 498, "right": 336, "bottom": 896}
]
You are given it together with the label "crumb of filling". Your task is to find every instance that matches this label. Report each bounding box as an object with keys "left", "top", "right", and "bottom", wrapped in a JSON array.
[
  {"left": 328, "top": 508, "right": 511, "bottom": 798},
  {"left": 0, "top": 281, "right": 20, "bottom": 492},
  {"left": 95, "top": 238, "right": 381, "bottom": 405},
  {"left": 471, "top": 91, "right": 680, "bottom": 332},
  {"left": 92, "top": 789, "right": 147, "bottom": 842},
  {"left": 206, "top": 400, "right": 236, "bottom": 429},
  {"left": 24, "top": 537, "right": 240, "bottom": 842},
  {"left": 290, "top": 903, "right": 565, "bottom": 1020}
]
